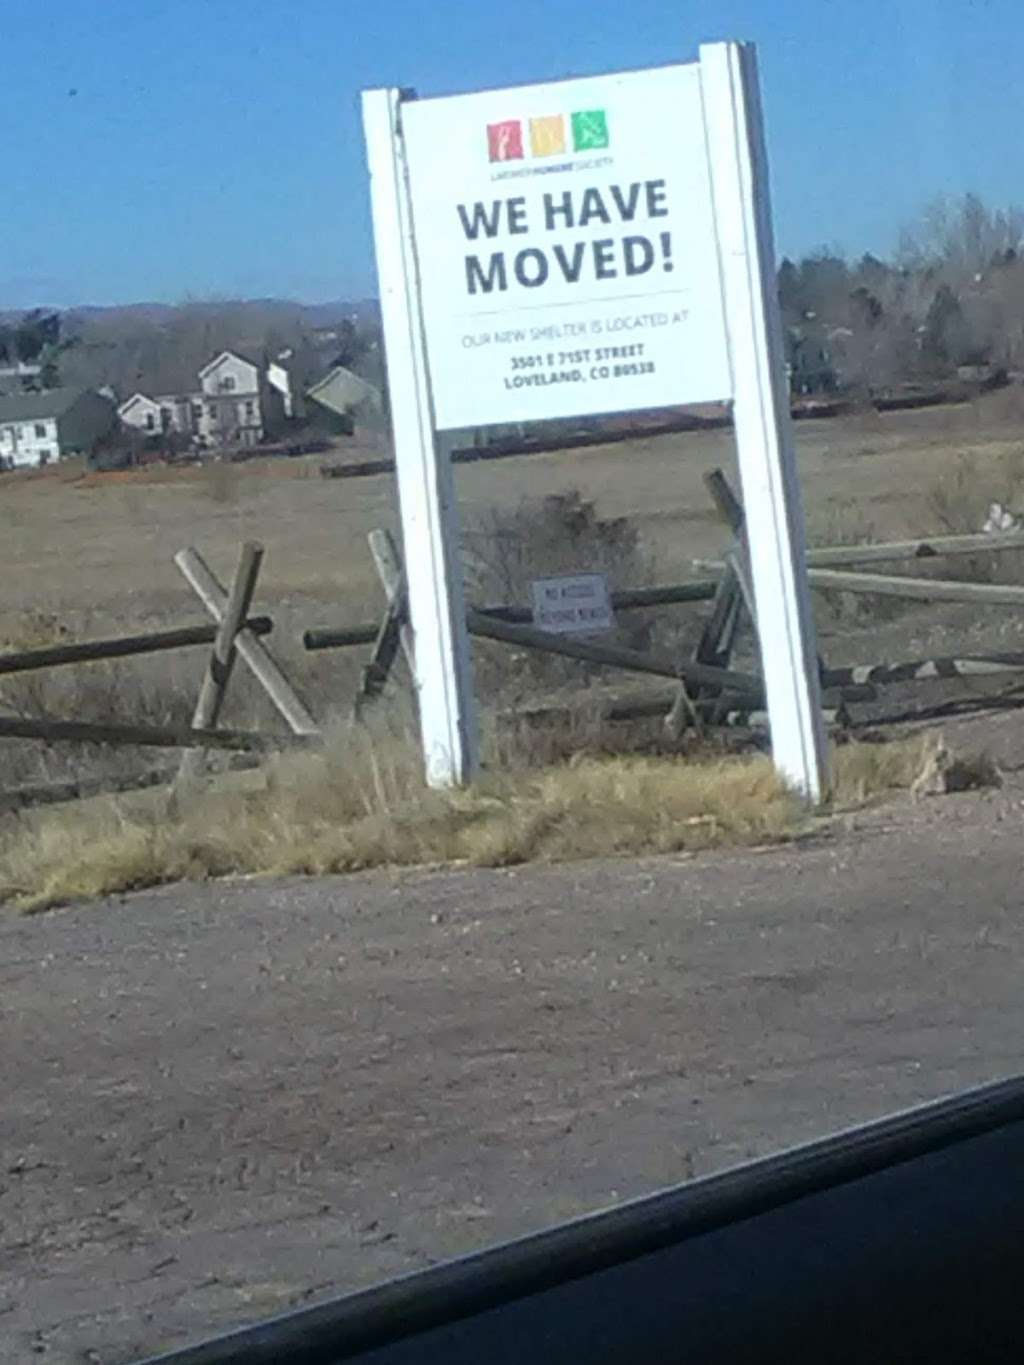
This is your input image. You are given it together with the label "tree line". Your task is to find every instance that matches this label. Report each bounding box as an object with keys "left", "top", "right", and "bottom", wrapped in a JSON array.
[{"left": 781, "top": 194, "right": 1024, "bottom": 395}]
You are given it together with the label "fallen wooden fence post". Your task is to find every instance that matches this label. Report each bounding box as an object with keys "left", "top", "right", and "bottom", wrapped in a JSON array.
[
  {"left": 704, "top": 466, "right": 745, "bottom": 532},
  {"left": 0, "top": 754, "right": 266, "bottom": 816},
  {"left": 304, "top": 623, "right": 380, "bottom": 651},
  {"left": 725, "top": 547, "right": 759, "bottom": 627},
  {"left": 175, "top": 547, "right": 319, "bottom": 737},
  {"left": 368, "top": 529, "right": 416, "bottom": 675},
  {"left": 691, "top": 564, "right": 743, "bottom": 671},
  {"left": 301, "top": 582, "right": 718, "bottom": 654},
  {"left": 504, "top": 695, "right": 844, "bottom": 731},
  {"left": 0, "top": 715, "right": 285, "bottom": 751},
  {"left": 808, "top": 530, "right": 1024, "bottom": 567},
  {"left": 806, "top": 568, "right": 1024, "bottom": 607},
  {"left": 354, "top": 594, "right": 406, "bottom": 715},
  {"left": 175, "top": 541, "right": 264, "bottom": 793},
  {"left": 352, "top": 528, "right": 418, "bottom": 718},
  {"left": 698, "top": 529, "right": 1024, "bottom": 575},
  {"left": 465, "top": 609, "right": 764, "bottom": 701},
  {"left": 671, "top": 468, "right": 752, "bottom": 739},
  {"left": 822, "top": 651, "right": 1024, "bottom": 689},
  {"left": 0, "top": 618, "right": 273, "bottom": 678}
]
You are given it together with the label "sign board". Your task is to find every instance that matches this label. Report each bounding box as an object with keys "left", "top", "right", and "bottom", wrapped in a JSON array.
[
  {"left": 401, "top": 65, "right": 731, "bottom": 431},
  {"left": 363, "top": 44, "right": 830, "bottom": 802},
  {"left": 531, "top": 573, "right": 614, "bottom": 634}
]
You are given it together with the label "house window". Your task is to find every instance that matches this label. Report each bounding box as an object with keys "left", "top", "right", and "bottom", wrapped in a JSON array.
[
  {"left": 38, "top": 450, "right": 51, "bottom": 465},
  {"left": 219, "top": 377, "right": 236, "bottom": 392},
  {"left": 34, "top": 423, "right": 47, "bottom": 438},
  {"left": 191, "top": 404, "right": 202, "bottom": 424},
  {"left": 145, "top": 413, "right": 155, "bottom": 431},
  {"left": 244, "top": 401, "right": 255, "bottom": 419},
  {"left": 208, "top": 405, "right": 217, "bottom": 420}
]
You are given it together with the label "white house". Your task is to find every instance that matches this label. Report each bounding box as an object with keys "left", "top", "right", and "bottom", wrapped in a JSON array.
[
  {"left": 116, "top": 350, "right": 277, "bottom": 450},
  {"left": 0, "top": 388, "right": 116, "bottom": 468},
  {"left": 119, "top": 391, "right": 201, "bottom": 437},
  {"left": 118, "top": 392, "right": 163, "bottom": 434},
  {"left": 196, "top": 350, "right": 270, "bottom": 448}
]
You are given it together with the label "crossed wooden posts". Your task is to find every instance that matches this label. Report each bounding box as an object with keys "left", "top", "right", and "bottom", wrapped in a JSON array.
[{"left": 173, "top": 543, "right": 319, "bottom": 795}]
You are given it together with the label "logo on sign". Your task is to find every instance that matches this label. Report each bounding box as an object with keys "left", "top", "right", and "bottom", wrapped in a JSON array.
[
  {"left": 487, "top": 109, "right": 609, "bottom": 163},
  {"left": 487, "top": 120, "right": 523, "bottom": 162}
]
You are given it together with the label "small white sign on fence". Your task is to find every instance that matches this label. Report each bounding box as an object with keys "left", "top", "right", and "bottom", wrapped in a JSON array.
[{"left": 532, "top": 573, "right": 614, "bottom": 635}]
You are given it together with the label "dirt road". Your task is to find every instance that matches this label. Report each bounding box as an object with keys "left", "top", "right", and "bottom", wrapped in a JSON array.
[{"left": 3, "top": 715, "right": 1023, "bottom": 1362}]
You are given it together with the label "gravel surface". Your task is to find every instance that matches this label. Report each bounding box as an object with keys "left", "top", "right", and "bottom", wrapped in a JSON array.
[{"left": 3, "top": 710, "right": 1023, "bottom": 1363}]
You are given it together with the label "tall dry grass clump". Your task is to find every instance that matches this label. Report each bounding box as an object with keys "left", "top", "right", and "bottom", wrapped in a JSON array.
[{"left": 0, "top": 727, "right": 977, "bottom": 916}]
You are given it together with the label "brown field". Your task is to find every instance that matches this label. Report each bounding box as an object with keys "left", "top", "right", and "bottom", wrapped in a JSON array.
[{"left": 2, "top": 390, "right": 1024, "bottom": 803}]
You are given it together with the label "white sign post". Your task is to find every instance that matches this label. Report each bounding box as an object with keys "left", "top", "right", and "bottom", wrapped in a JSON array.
[
  {"left": 698, "top": 42, "right": 829, "bottom": 804},
  {"left": 361, "top": 89, "right": 479, "bottom": 787},
  {"left": 363, "top": 41, "right": 829, "bottom": 801}
]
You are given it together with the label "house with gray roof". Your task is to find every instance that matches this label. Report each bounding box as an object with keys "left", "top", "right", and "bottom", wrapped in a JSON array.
[
  {"left": 305, "top": 365, "right": 382, "bottom": 426},
  {"left": 0, "top": 388, "right": 117, "bottom": 468}
]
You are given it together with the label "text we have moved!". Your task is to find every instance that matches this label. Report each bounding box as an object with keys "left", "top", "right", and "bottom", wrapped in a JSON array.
[{"left": 456, "top": 180, "right": 674, "bottom": 295}]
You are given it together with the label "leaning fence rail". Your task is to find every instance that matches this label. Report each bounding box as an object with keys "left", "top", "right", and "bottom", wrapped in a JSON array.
[
  {"left": 0, "top": 617, "right": 273, "bottom": 678},
  {"left": 0, "top": 716, "right": 285, "bottom": 752},
  {"left": 696, "top": 529, "right": 1024, "bottom": 575},
  {"left": 303, "top": 580, "right": 719, "bottom": 654},
  {"left": 695, "top": 560, "right": 1024, "bottom": 608}
]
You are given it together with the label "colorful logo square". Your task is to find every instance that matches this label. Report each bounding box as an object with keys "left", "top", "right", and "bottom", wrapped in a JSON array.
[
  {"left": 572, "top": 109, "right": 609, "bottom": 152},
  {"left": 487, "top": 120, "right": 523, "bottom": 162},
  {"left": 529, "top": 115, "right": 567, "bottom": 158}
]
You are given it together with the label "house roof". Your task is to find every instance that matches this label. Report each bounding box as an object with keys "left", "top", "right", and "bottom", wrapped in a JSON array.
[
  {"left": 118, "top": 392, "right": 159, "bottom": 415},
  {"left": 0, "top": 387, "right": 95, "bottom": 423},
  {"left": 197, "top": 349, "right": 262, "bottom": 380},
  {"left": 306, "top": 365, "right": 381, "bottom": 415}
]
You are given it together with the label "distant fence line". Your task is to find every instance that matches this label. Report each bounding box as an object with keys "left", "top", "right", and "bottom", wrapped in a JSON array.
[{"left": 317, "top": 380, "right": 1010, "bottom": 481}]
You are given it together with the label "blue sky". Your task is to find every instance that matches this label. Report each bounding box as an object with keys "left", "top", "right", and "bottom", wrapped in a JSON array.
[{"left": 2, "top": 0, "right": 1021, "bottom": 309}]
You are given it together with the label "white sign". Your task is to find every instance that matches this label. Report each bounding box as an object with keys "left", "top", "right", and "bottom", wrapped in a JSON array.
[
  {"left": 532, "top": 573, "right": 614, "bottom": 634},
  {"left": 401, "top": 65, "right": 731, "bottom": 430},
  {"left": 363, "top": 43, "right": 829, "bottom": 802}
]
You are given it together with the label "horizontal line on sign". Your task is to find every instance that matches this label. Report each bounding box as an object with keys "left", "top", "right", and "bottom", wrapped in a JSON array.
[{"left": 463, "top": 290, "right": 691, "bottom": 318}]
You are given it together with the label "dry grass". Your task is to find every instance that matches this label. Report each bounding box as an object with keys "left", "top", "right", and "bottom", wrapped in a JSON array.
[
  {"left": 0, "top": 728, "right": 982, "bottom": 915},
  {"left": 832, "top": 731, "right": 953, "bottom": 805}
]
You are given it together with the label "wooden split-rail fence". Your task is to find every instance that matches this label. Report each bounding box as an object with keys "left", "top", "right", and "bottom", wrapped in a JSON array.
[
  {"left": 4, "top": 467, "right": 1024, "bottom": 810},
  {"left": 304, "top": 469, "right": 1024, "bottom": 738}
]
